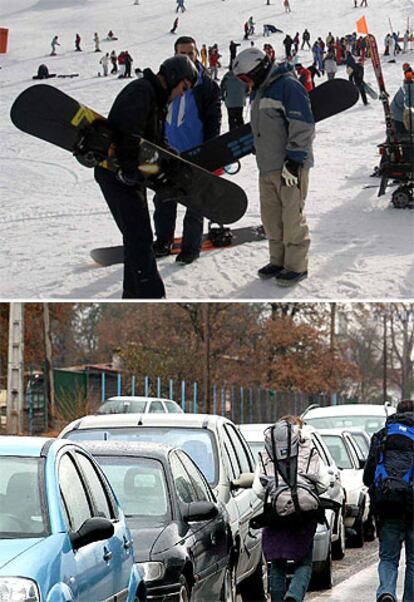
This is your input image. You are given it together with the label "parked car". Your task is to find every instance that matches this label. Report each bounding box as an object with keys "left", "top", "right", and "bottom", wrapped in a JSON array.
[
  {"left": 98, "top": 396, "right": 183, "bottom": 415},
  {"left": 302, "top": 403, "right": 395, "bottom": 437},
  {"left": 60, "top": 413, "right": 267, "bottom": 601},
  {"left": 239, "top": 422, "right": 347, "bottom": 588},
  {"left": 0, "top": 436, "right": 146, "bottom": 602},
  {"left": 317, "top": 428, "right": 371, "bottom": 547},
  {"left": 346, "top": 428, "right": 371, "bottom": 458},
  {"left": 82, "top": 440, "right": 233, "bottom": 601}
]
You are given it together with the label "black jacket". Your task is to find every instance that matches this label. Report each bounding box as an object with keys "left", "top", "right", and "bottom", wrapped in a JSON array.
[
  {"left": 192, "top": 62, "right": 222, "bottom": 142},
  {"left": 107, "top": 68, "right": 169, "bottom": 171}
]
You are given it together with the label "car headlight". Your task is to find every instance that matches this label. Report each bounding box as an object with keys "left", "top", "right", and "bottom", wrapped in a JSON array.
[
  {"left": 136, "top": 561, "right": 165, "bottom": 582},
  {"left": 0, "top": 577, "right": 40, "bottom": 601}
]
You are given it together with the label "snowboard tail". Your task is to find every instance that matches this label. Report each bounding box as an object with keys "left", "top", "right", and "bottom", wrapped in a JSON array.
[{"left": 91, "top": 224, "right": 266, "bottom": 267}]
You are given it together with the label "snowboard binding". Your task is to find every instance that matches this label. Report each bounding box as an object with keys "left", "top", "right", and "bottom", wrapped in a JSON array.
[
  {"left": 74, "top": 120, "right": 114, "bottom": 168},
  {"left": 208, "top": 223, "right": 234, "bottom": 247}
]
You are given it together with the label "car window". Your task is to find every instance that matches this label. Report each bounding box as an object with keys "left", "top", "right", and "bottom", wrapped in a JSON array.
[
  {"left": 170, "top": 452, "right": 196, "bottom": 503},
  {"left": 221, "top": 426, "right": 241, "bottom": 479},
  {"left": 0, "top": 457, "right": 47, "bottom": 537},
  {"left": 176, "top": 450, "right": 212, "bottom": 502},
  {"left": 351, "top": 433, "right": 369, "bottom": 458},
  {"left": 311, "top": 433, "right": 330, "bottom": 467},
  {"left": 66, "top": 427, "right": 219, "bottom": 486},
  {"left": 245, "top": 439, "right": 264, "bottom": 462},
  {"left": 98, "top": 456, "right": 170, "bottom": 526},
  {"left": 165, "top": 401, "right": 182, "bottom": 413},
  {"left": 306, "top": 415, "right": 386, "bottom": 436},
  {"left": 320, "top": 435, "right": 353, "bottom": 470},
  {"left": 148, "top": 401, "right": 165, "bottom": 413},
  {"left": 75, "top": 452, "right": 113, "bottom": 519},
  {"left": 344, "top": 435, "right": 360, "bottom": 466},
  {"left": 225, "top": 424, "right": 253, "bottom": 474},
  {"left": 59, "top": 453, "right": 92, "bottom": 531}
]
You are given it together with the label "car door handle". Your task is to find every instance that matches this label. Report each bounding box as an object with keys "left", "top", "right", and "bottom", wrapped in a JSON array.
[
  {"left": 103, "top": 548, "right": 113, "bottom": 562},
  {"left": 123, "top": 536, "right": 132, "bottom": 550}
]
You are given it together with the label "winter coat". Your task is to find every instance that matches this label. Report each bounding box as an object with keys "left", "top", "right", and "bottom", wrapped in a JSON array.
[
  {"left": 363, "top": 411, "right": 414, "bottom": 521},
  {"left": 165, "top": 61, "right": 221, "bottom": 152},
  {"left": 220, "top": 70, "right": 248, "bottom": 108},
  {"left": 391, "top": 80, "right": 414, "bottom": 124},
  {"left": 107, "top": 68, "right": 169, "bottom": 172},
  {"left": 250, "top": 63, "right": 315, "bottom": 174},
  {"left": 324, "top": 50, "right": 337, "bottom": 76},
  {"left": 296, "top": 66, "right": 313, "bottom": 91},
  {"left": 253, "top": 428, "right": 330, "bottom": 562}
]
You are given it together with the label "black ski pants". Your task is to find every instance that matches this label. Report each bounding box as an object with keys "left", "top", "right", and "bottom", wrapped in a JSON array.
[
  {"left": 227, "top": 107, "right": 244, "bottom": 131},
  {"left": 94, "top": 166, "right": 165, "bottom": 298},
  {"left": 153, "top": 196, "right": 203, "bottom": 254}
]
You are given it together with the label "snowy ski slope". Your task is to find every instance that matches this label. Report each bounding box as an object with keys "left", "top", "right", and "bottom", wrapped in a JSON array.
[{"left": 0, "top": 0, "right": 413, "bottom": 299}]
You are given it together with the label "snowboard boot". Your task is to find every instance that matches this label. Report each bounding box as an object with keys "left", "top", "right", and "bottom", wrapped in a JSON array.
[
  {"left": 258, "top": 263, "right": 284, "bottom": 279},
  {"left": 176, "top": 251, "right": 200, "bottom": 265},
  {"left": 275, "top": 269, "right": 308, "bottom": 287},
  {"left": 153, "top": 240, "right": 172, "bottom": 258}
]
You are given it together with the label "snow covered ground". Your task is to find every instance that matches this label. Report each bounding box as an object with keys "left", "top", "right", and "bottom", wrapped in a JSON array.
[{"left": 0, "top": 0, "right": 413, "bottom": 300}]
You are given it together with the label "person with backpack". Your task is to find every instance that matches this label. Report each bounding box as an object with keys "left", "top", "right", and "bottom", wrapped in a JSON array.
[
  {"left": 363, "top": 399, "right": 414, "bottom": 602},
  {"left": 252, "top": 416, "right": 330, "bottom": 601}
]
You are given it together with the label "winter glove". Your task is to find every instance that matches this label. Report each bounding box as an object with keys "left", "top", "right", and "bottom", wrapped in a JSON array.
[
  {"left": 281, "top": 159, "right": 301, "bottom": 187},
  {"left": 116, "top": 168, "right": 146, "bottom": 187}
]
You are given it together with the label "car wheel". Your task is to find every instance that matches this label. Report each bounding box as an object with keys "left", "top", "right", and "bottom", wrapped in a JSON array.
[
  {"left": 332, "top": 513, "right": 346, "bottom": 560},
  {"left": 178, "top": 575, "right": 191, "bottom": 602},
  {"left": 312, "top": 542, "right": 333, "bottom": 590},
  {"left": 239, "top": 553, "right": 268, "bottom": 601},
  {"left": 349, "top": 515, "right": 365, "bottom": 548},
  {"left": 221, "top": 564, "right": 237, "bottom": 602}
]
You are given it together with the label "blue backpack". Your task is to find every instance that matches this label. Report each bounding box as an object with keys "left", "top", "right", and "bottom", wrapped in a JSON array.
[{"left": 373, "top": 422, "right": 414, "bottom": 514}]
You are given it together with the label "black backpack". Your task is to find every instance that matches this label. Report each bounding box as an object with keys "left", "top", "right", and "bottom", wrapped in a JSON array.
[{"left": 372, "top": 420, "right": 414, "bottom": 517}]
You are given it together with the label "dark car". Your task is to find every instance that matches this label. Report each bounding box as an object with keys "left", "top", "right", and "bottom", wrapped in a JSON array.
[{"left": 82, "top": 440, "right": 234, "bottom": 602}]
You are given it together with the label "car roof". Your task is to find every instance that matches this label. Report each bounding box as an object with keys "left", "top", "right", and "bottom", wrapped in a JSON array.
[
  {"left": 0, "top": 435, "right": 72, "bottom": 457},
  {"left": 316, "top": 428, "right": 355, "bottom": 436},
  {"left": 106, "top": 396, "right": 179, "bottom": 404},
  {"left": 304, "top": 404, "right": 395, "bottom": 418},
  {"left": 80, "top": 440, "right": 174, "bottom": 460},
  {"left": 63, "top": 412, "right": 231, "bottom": 432}
]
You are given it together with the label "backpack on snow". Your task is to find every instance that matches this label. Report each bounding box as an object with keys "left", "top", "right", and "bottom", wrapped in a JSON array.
[
  {"left": 256, "top": 421, "right": 322, "bottom": 526},
  {"left": 373, "top": 422, "right": 414, "bottom": 515}
]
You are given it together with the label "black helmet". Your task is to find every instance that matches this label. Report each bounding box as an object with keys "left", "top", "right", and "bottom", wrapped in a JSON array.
[{"left": 159, "top": 54, "right": 198, "bottom": 91}]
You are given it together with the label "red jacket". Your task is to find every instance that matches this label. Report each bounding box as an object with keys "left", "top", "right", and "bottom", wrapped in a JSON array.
[{"left": 296, "top": 66, "right": 313, "bottom": 91}]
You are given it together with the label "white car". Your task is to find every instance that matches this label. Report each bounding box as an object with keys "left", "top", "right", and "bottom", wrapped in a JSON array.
[
  {"left": 97, "top": 396, "right": 183, "bottom": 415},
  {"left": 317, "top": 428, "right": 371, "bottom": 547},
  {"left": 302, "top": 403, "right": 395, "bottom": 437},
  {"left": 239, "top": 422, "right": 347, "bottom": 589}
]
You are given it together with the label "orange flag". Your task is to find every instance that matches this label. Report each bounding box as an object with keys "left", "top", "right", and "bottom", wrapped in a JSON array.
[{"left": 356, "top": 16, "right": 369, "bottom": 35}]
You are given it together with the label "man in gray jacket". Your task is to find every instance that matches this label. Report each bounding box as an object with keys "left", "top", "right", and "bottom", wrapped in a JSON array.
[
  {"left": 233, "top": 48, "right": 315, "bottom": 287},
  {"left": 220, "top": 69, "right": 248, "bottom": 130}
]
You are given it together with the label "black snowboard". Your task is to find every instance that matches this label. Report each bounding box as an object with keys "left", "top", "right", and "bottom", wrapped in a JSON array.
[
  {"left": 183, "top": 78, "right": 359, "bottom": 172},
  {"left": 10, "top": 84, "right": 247, "bottom": 225},
  {"left": 91, "top": 224, "right": 266, "bottom": 267}
]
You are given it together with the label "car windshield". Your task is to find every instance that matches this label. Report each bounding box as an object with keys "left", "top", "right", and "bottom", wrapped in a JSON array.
[
  {"left": 320, "top": 435, "right": 353, "bottom": 470},
  {"left": 67, "top": 427, "right": 218, "bottom": 485},
  {"left": 305, "top": 414, "right": 386, "bottom": 436},
  {"left": 98, "top": 400, "right": 147, "bottom": 414},
  {"left": 0, "top": 457, "right": 47, "bottom": 538},
  {"left": 97, "top": 456, "right": 170, "bottom": 526}
]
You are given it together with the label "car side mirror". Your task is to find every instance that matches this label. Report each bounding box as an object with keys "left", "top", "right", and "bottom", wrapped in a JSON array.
[
  {"left": 231, "top": 472, "right": 254, "bottom": 490},
  {"left": 358, "top": 458, "right": 366, "bottom": 470},
  {"left": 183, "top": 501, "right": 218, "bottom": 522},
  {"left": 70, "top": 517, "right": 114, "bottom": 550}
]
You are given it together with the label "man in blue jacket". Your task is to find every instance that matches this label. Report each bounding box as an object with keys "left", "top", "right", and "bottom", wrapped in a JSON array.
[
  {"left": 153, "top": 36, "right": 221, "bottom": 264},
  {"left": 233, "top": 48, "right": 315, "bottom": 287}
]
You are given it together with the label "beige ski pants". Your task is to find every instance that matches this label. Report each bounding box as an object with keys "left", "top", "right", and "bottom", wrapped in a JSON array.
[{"left": 259, "top": 168, "right": 310, "bottom": 273}]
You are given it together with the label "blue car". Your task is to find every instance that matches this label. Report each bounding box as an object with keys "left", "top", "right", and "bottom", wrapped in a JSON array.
[{"left": 0, "top": 436, "right": 146, "bottom": 602}]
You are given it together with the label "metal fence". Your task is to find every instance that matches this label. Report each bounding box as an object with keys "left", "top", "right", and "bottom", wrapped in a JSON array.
[{"left": 23, "top": 370, "right": 347, "bottom": 434}]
